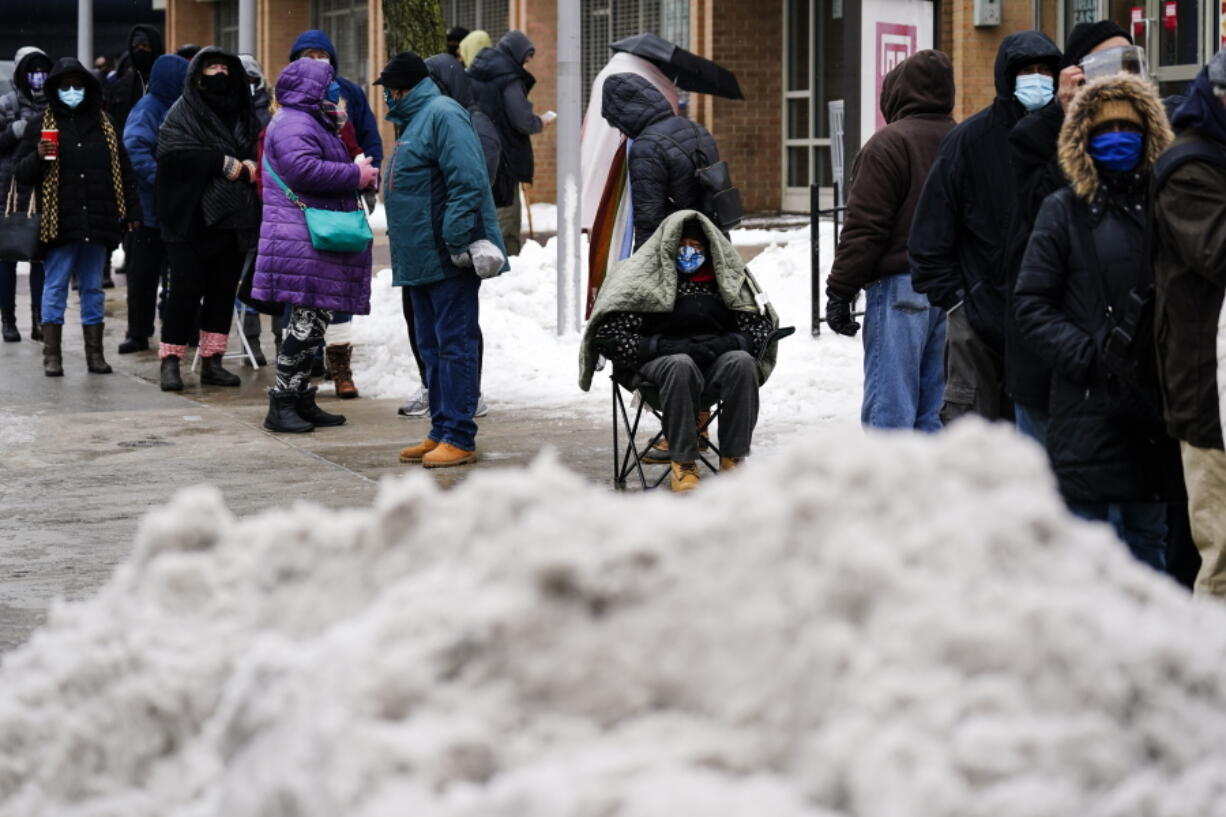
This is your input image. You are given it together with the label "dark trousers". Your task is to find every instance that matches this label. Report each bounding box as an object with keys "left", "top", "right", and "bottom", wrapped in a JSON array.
[
  {"left": 0, "top": 260, "right": 43, "bottom": 310},
  {"left": 639, "top": 351, "right": 759, "bottom": 462},
  {"left": 409, "top": 272, "right": 482, "bottom": 450},
  {"left": 941, "top": 304, "right": 1008, "bottom": 424},
  {"left": 125, "top": 226, "right": 166, "bottom": 340},
  {"left": 161, "top": 238, "right": 244, "bottom": 346},
  {"left": 401, "top": 284, "right": 483, "bottom": 385}
]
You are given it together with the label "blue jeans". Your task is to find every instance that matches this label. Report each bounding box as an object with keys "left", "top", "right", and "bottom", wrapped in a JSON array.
[
  {"left": 1070, "top": 502, "right": 1168, "bottom": 571},
  {"left": 409, "top": 272, "right": 481, "bottom": 450},
  {"left": 0, "top": 261, "right": 44, "bottom": 310},
  {"left": 42, "top": 242, "right": 107, "bottom": 325},
  {"left": 861, "top": 273, "right": 946, "bottom": 431},
  {"left": 1014, "top": 402, "right": 1050, "bottom": 448}
]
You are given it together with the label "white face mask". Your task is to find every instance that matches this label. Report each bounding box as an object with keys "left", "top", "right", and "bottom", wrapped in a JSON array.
[{"left": 311, "top": 56, "right": 330, "bottom": 64}]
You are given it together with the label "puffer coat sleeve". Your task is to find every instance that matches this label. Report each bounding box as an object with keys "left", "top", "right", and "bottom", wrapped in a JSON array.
[
  {"left": 273, "top": 123, "right": 362, "bottom": 195},
  {"left": 433, "top": 106, "right": 495, "bottom": 256},
  {"left": 629, "top": 118, "right": 720, "bottom": 250}
]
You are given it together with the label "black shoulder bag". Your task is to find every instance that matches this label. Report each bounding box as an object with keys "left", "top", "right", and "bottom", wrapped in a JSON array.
[{"left": 657, "top": 122, "right": 744, "bottom": 231}]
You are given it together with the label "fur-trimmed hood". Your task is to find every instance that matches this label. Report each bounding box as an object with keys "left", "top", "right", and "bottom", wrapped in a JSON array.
[{"left": 1058, "top": 73, "right": 1173, "bottom": 200}]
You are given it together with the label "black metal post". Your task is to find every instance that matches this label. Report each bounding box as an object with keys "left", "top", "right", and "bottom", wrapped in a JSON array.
[{"left": 811, "top": 183, "right": 821, "bottom": 336}]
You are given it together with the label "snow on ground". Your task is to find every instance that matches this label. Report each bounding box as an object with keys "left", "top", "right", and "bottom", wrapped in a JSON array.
[
  {"left": 2, "top": 421, "right": 1225, "bottom": 816},
  {"left": 352, "top": 220, "right": 862, "bottom": 448}
]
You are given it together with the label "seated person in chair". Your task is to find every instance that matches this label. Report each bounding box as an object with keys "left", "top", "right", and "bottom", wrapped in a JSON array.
[{"left": 579, "top": 211, "right": 782, "bottom": 493}]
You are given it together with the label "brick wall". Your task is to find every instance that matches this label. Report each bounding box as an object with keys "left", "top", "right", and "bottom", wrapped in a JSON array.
[
  {"left": 166, "top": 0, "right": 213, "bottom": 57},
  {"left": 521, "top": 0, "right": 558, "bottom": 204},
  {"left": 259, "top": 0, "right": 312, "bottom": 86},
  {"left": 948, "top": 0, "right": 1037, "bottom": 120}
]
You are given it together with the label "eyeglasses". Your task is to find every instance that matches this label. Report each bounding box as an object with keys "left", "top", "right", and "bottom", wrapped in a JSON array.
[{"left": 61, "top": 83, "right": 86, "bottom": 91}]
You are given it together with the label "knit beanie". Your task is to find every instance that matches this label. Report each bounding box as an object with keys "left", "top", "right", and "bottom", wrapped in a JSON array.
[
  {"left": 1062, "top": 20, "right": 1131, "bottom": 69},
  {"left": 1089, "top": 98, "right": 1144, "bottom": 132},
  {"left": 680, "top": 218, "right": 708, "bottom": 246},
  {"left": 373, "top": 52, "right": 429, "bottom": 90}
]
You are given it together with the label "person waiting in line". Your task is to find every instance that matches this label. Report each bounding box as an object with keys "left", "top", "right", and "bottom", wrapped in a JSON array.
[
  {"left": 825, "top": 50, "right": 955, "bottom": 432},
  {"left": 155, "top": 48, "right": 261, "bottom": 391},
  {"left": 251, "top": 57, "right": 376, "bottom": 433},
  {"left": 381, "top": 52, "right": 507, "bottom": 469},
  {"left": 118, "top": 53, "right": 188, "bottom": 355},
  {"left": 581, "top": 213, "right": 781, "bottom": 493},
  {"left": 458, "top": 30, "right": 491, "bottom": 69},
  {"left": 1014, "top": 73, "right": 1181, "bottom": 571},
  {"left": 0, "top": 46, "right": 52, "bottom": 343},
  {"left": 445, "top": 26, "right": 470, "bottom": 62},
  {"left": 15, "top": 58, "right": 141, "bottom": 377}
]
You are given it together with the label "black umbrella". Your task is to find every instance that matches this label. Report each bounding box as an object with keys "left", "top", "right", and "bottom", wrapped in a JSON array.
[{"left": 610, "top": 33, "right": 744, "bottom": 100}]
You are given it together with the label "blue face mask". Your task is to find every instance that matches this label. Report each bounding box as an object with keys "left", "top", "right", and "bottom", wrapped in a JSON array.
[
  {"left": 383, "top": 88, "right": 396, "bottom": 108},
  {"left": 325, "top": 80, "right": 341, "bottom": 104},
  {"left": 676, "top": 245, "right": 706, "bottom": 275},
  {"left": 1089, "top": 131, "right": 1144, "bottom": 173},
  {"left": 1014, "top": 73, "right": 1054, "bottom": 112},
  {"left": 57, "top": 87, "right": 85, "bottom": 109}
]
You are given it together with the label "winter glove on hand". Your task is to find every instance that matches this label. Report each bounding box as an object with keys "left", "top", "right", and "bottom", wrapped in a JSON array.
[
  {"left": 10, "top": 119, "right": 26, "bottom": 140},
  {"left": 825, "top": 292, "right": 860, "bottom": 337},
  {"left": 656, "top": 337, "right": 692, "bottom": 359},
  {"left": 450, "top": 250, "right": 474, "bottom": 269},
  {"left": 468, "top": 239, "right": 506, "bottom": 279},
  {"left": 362, "top": 189, "right": 377, "bottom": 215},
  {"left": 592, "top": 336, "right": 619, "bottom": 358},
  {"left": 685, "top": 342, "right": 718, "bottom": 371},
  {"left": 221, "top": 155, "right": 243, "bottom": 182},
  {"left": 696, "top": 334, "right": 741, "bottom": 360}
]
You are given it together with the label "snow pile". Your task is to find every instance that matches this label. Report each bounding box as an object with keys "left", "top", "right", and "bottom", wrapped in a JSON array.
[{"left": 2, "top": 421, "right": 1225, "bottom": 817}]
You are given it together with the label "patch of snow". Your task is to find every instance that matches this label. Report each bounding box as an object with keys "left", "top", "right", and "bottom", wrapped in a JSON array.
[{"left": 1, "top": 422, "right": 1224, "bottom": 816}]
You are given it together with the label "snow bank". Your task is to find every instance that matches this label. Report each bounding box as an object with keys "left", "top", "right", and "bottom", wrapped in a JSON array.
[{"left": 3, "top": 421, "right": 1225, "bottom": 817}]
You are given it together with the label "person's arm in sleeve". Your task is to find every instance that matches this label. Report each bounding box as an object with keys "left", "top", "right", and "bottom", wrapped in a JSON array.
[
  {"left": 907, "top": 143, "right": 965, "bottom": 310},
  {"left": 1013, "top": 194, "right": 1095, "bottom": 384},
  {"left": 628, "top": 139, "right": 668, "bottom": 251},
  {"left": 122, "top": 109, "right": 158, "bottom": 198},
  {"left": 1157, "top": 166, "right": 1226, "bottom": 287},
  {"left": 115, "top": 133, "right": 143, "bottom": 224},
  {"left": 13, "top": 125, "right": 46, "bottom": 187},
  {"left": 501, "top": 81, "right": 542, "bottom": 136},
  {"left": 827, "top": 135, "right": 905, "bottom": 300},
  {"left": 592, "top": 312, "right": 647, "bottom": 369},
  {"left": 270, "top": 131, "right": 362, "bottom": 196},
  {"left": 342, "top": 80, "right": 383, "bottom": 168},
  {"left": 434, "top": 109, "right": 491, "bottom": 256}
]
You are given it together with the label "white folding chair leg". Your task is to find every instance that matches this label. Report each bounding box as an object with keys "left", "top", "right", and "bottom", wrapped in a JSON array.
[{"left": 189, "top": 304, "right": 260, "bottom": 371}]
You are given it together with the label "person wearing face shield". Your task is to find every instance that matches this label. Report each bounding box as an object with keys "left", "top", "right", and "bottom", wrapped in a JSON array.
[
  {"left": 13, "top": 58, "right": 142, "bottom": 377},
  {"left": 1014, "top": 73, "right": 1181, "bottom": 572},
  {"left": 0, "top": 46, "right": 52, "bottom": 343},
  {"left": 582, "top": 214, "right": 780, "bottom": 493},
  {"left": 908, "top": 31, "right": 1061, "bottom": 426}
]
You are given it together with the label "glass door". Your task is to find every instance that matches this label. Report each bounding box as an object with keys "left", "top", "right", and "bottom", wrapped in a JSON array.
[
  {"left": 1103, "top": 0, "right": 1211, "bottom": 97},
  {"left": 782, "top": 0, "right": 845, "bottom": 211}
]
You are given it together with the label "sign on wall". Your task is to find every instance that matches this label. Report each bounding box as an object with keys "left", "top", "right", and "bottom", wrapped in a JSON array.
[
  {"left": 860, "top": 0, "right": 934, "bottom": 145},
  {"left": 1221, "top": 0, "right": 1225, "bottom": 48}
]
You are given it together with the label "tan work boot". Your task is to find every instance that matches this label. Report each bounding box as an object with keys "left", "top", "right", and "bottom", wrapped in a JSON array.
[
  {"left": 423, "top": 442, "right": 478, "bottom": 469},
  {"left": 398, "top": 438, "right": 439, "bottom": 463},
  {"left": 719, "top": 456, "right": 744, "bottom": 472},
  {"left": 670, "top": 461, "right": 700, "bottom": 493}
]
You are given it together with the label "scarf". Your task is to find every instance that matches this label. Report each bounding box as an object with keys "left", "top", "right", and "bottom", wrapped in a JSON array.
[{"left": 38, "top": 107, "right": 125, "bottom": 243}]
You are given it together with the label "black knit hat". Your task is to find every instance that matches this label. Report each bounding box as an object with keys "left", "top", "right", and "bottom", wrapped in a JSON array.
[
  {"left": 374, "top": 51, "right": 429, "bottom": 89},
  {"left": 680, "top": 218, "right": 708, "bottom": 245},
  {"left": 1062, "top": 20, "right": 1132, "bottom": 69}
]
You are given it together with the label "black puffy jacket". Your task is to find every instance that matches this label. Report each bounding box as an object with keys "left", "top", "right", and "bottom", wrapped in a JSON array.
[
  {"left": 426, "top": 53, "right": 502, "bottom": 186},
  {"left": 14, "top": 58, "right": 141, "bottom": 251},
  {"left": 468, "top": 31, "right": 540, "bottom": 184},
  {"left": 1015, "top": 181, "right": 1180, "bottom": 504},
  {"left": 0, "top": 49, "right": 51, "bottom": 208},
  {"left": 909, "top": 30, "right": 1061, "bottom": 352},
  {"left": 104, "top": 24, "right": 165, "bottom": 132},
  {"left": 601, "top": 72, "right": 721, "bottom": 250}
]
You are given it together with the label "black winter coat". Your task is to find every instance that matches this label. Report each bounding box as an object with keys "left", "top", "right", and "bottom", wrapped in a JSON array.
[
  {"left": 426, "top": 54, "right": 502, "bottom": 186},
  {"left": 601, "top": 72, "right": 721, "bottom": 250},
  {"left": 909, "top": 30, "right": 1062, "bottom": 352},
  {"left": 0, "top": 49, "right": 51, "bottom": 208},
  {"left": 468, "top": 31, "right": 540, "bottom": 184},
  {"left": 14, "top": 58, "right": 141, "bottom": 251},
  {"left": 104, "top": 25, "right": 165, "bottom": 133},
  {"left": 1015, "top": 182, "right": 1180, "bottom": 504}
]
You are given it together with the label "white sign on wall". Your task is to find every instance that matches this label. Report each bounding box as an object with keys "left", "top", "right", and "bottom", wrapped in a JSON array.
[{"left": 859, "top": 0, "right": 935, "bottom": 146}]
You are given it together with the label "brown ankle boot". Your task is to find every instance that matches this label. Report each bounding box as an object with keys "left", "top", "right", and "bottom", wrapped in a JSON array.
[
  {"left": 41, "top": 323, "right": 63, "bottom": 377},
  {"left": 670, "top": 461, "right": 700, "bottom": 493},
  {"left": 82, "top": 323, "right": 112, "bottom": 374},
  {"left": 326, "top": 343, "right": 358, "bottom": 399}
]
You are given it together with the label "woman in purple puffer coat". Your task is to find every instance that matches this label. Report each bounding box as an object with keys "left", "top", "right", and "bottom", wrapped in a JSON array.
[{"left": 252, "top": 57, "right": 377, "bottom": 433}]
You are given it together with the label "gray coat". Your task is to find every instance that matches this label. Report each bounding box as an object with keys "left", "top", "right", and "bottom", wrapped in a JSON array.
[{"left": 0, "top": 48, "right": 50, "bottom": 206}]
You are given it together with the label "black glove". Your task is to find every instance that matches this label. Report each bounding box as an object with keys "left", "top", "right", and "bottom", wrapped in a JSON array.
[
  {"left": 592, "top": 336, "right": 619, "bottom": 358},
  {"left": 699, "top": 334, "right": 741, "bottom": 359},
  {"left": 825, "top": 292, "right": 860, "bottom": 337},
  {"left": 656, "top": 337, "right": 692, "bottom": 358}
]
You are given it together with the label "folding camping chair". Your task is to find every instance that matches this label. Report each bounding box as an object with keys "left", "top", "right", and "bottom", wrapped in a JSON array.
[
  {"left": 190, "top": 302, "right": 262, "bottom": 372},
  {"left": 612, "top": 377, "right": 723, "bottom": 490}
]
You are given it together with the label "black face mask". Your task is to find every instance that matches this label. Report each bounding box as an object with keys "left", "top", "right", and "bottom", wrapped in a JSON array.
[
  {"left": 131, "top": 49, "right": 156, "bottom": 75},
  {"left": 199, "top": 73, "right": 238, "bottom": 112}
]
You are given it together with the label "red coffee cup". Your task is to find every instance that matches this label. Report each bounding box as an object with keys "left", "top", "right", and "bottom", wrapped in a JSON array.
[{"left": 41, "top": 129, "right": 58, "bottom": 160}]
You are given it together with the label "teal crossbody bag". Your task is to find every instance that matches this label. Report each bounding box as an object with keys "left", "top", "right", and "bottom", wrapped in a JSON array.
[{"left": 262, "top": 159, "right": 373, "bottom": 253}]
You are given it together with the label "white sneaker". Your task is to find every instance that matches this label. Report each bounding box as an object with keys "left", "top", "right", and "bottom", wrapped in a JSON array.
[
  {"left": 475, "top": 393, "right": 488, "bottom": 418},
  {"left": 397, "top": 387, "right": 429, "bottom": 417}
]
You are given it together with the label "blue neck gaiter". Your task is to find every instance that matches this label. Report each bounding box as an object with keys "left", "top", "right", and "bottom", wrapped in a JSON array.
[
  {"left": 1089, "top": 131, "right": 1144, "bottom": 173},
  {"left": 325, "top": 80, "right": 341, "bottom": 104}
]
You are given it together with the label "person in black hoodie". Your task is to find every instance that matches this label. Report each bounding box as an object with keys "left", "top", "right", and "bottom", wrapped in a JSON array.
[
  {"left": 468, "top": 30, "right": 549, "bottom": 256},
  {"left": 104, "top": 24, "right": 165, "bottom": 131},
  {"left": 14, "top": 58, "right": 141, "bottom": 377},
  {"left": 1014, "top": 74, "right": 1179, "bottom": 571},
  {"left": 908, "top": 31, "right": 1061, "bottom": 424},
  {"left": 601, "top": 72, "right": 723, "bottom": 251},
  {"left": 1005, "top": 21, "right": 1133, "bottom": 444},
  {"left": 155, "top": 48, "right": 261, "bottom": 392}
]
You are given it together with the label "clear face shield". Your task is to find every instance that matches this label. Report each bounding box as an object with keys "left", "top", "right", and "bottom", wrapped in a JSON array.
[{"left": 1079, "top": 46, "right": 1150, "bottom": 82}]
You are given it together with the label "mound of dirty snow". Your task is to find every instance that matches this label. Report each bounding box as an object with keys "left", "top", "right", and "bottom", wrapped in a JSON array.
[{"left": 2, "top": 421, "right": 1224, "bottom": 817}]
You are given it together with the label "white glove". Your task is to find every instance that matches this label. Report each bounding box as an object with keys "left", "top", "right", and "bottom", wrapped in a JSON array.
[
  {"left": 468, "top": 239, "right": 506, "bottom": 279},
  {"left": 10, "top": 119, "right": 27, "bottom": 140},
  {"left": 450, "top": 250, "right": 474, "bottom": 268}
]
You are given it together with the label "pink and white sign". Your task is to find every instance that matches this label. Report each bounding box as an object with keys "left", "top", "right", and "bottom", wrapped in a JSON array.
[{"left": 875, "top": 22, "right": 919, "bottom": 130}]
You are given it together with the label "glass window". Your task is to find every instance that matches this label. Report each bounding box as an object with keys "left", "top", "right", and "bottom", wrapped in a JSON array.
[
  {"left": 1159, "top": 0, "right": 1200, "bottom": 67},
  {"left": 784, "top": 0, "right": 844, "bottom": 203},
  {"left": 580, "top": 0, "right": 691, "bottom": 108},
  {"left": 314, "top": 0, "right": 370, "bottom": 87},
  {"left": 786, "top": 0, "right": 810, "bottom": 92},
  {"left": 217, "top": 0, "right": 239, "bottom": 54},
  {"left": 439, "top": 0, "right": 509, "bottom": 41}
]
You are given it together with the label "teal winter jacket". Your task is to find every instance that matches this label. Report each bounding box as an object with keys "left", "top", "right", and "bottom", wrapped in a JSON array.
[{"left": 384, "top": 79, "right": 508, "bottom": 287}]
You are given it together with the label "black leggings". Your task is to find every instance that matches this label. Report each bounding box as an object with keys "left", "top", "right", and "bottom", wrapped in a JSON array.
[
  {"left": 401, "top": 285, "right": 483, "bottom": 384},
  {"left": 161, "top": 237, "right": 245, "bottom": 346}
]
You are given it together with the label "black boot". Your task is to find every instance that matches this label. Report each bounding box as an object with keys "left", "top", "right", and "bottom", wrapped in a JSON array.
[
  {"left": 201, "top": 354, "right": 241, "bottom": 386},
  {"left": 30, "top": 307, "right": 42, "bottom": 341},
  {"left": 41, "top": 323, "right": 62, "bottom": 377},
  {"left": 82, "top": 323, "right": 112, "bottom": 374},
  {"left": 160, "top": 355, "right": 184, "bottom": 391},
  {"left": 295, "top": 386, "right": 346, "bottom": 426},
  {"left": 118, "top": 335, "right": 149, "bottom": 354},
  {"left": 1, "top": 308, "right": 19, "bottom": 342},
  {"left": 264, "top": 389, "right": 314, "bottom": 433}
]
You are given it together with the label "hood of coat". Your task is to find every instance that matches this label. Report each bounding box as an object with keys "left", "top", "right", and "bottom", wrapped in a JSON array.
[
  {"left": 239, "top": 53, "right": 266, "bottom": 92},
  {"left": 127, "top": 24, "right": 165, "bottom": 60},
  {"left": 12, "top": 47, "right": 51, "bottom": 100},
  {"left": 147, "top": 53, "right": 189, "bottom": 107},
  {"left": 459, "top": 30, "right": 491, "bottom": 67},
  {"left": 1058, "top": 73, "right": 1173, "bottom": 200},
  {"left": 467, "top": 41, "right": 522, "bottom": 84},
  {"left": 184, "top": 47, "right": 253, "bottom": 112},
  {"left": 385, "top": 75, "right": 442, "bottom": 128},
  {"left": 425, "top": 53, "right": 474, "bottom": 108},
  {"left": 601, "top": 72, "right": 672, "bottom": 138},
  {"left": 45, "top": 57, "right": 103, "bottom": 115},
  {"left": 880, "top": 49, "right": 954, "bottom": 123},
  {"left": 994, "top": 30, "right": 1062, "bottom": 100},
  {"left": 497, "top": 30, "right": 535, "bottom": 66},
  {"left": 1171, "top": 68, "right": 1226, "bottom": 146},
  {"left": 290, "top": 29, "right": 338, "bottom": 67},
  {"left": 275, "top": 56, "right": 334, "bottom": 112}
]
